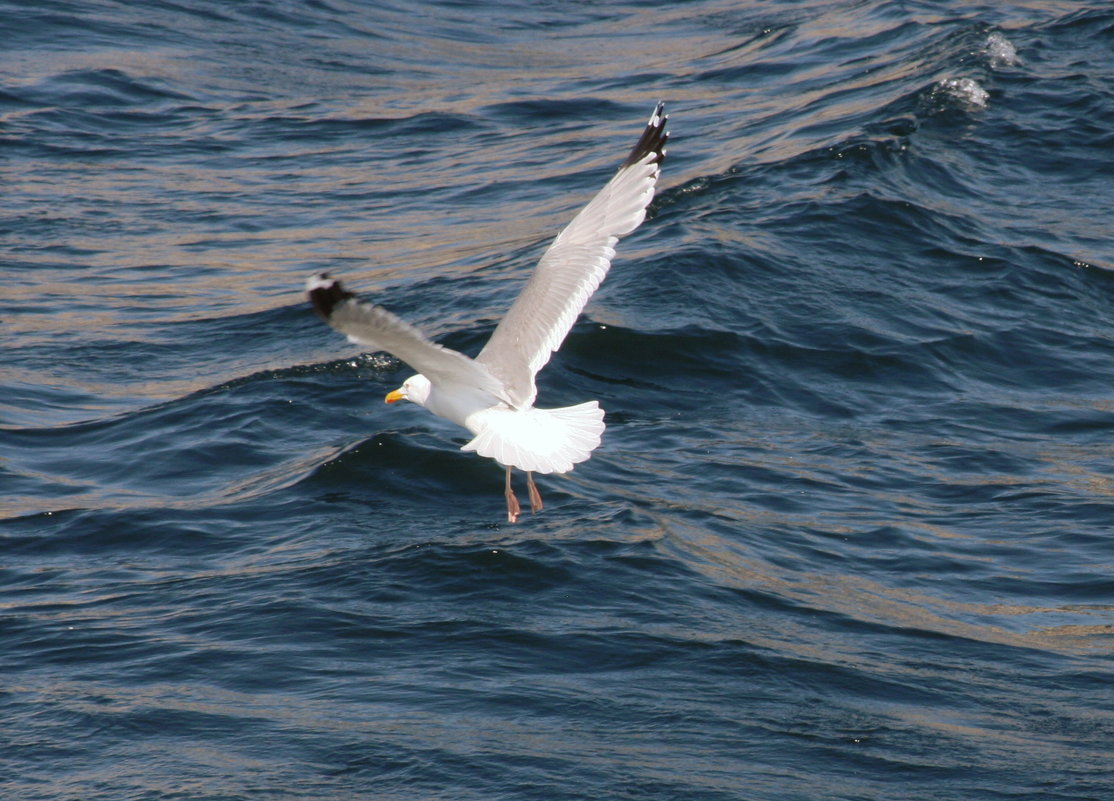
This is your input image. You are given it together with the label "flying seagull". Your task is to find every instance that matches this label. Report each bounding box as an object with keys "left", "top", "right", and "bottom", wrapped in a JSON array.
[{"left": 307, "top": 102, "right": 668, "bottom": 522}]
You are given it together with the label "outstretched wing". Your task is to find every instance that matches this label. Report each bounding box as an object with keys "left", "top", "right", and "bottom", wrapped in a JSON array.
[
  {"left": 475, "top": 102, "right": 668, "bottom": 408},
  {"left": 306, "top": 273, "right": 507, "bottom": 400}
]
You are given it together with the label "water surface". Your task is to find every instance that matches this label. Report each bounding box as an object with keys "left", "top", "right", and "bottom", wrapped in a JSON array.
[{"left": 2, "top": 1, "right": 1113, "bottom": 799}]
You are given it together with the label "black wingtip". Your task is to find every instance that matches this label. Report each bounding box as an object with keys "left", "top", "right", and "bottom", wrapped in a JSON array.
[
  {"left": 306, "top": 272, "right": 354, "bottom": 320},
  {"left": 621, "top": 101, "right": 669, "bottom": 169}
]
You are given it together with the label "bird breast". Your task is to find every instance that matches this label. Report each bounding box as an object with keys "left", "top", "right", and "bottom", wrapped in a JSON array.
[{"left": 425, "top": 383, "right": 507, "bottom": 432}]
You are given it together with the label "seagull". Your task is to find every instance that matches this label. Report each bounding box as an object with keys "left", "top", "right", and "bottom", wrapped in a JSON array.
[{"left": 307, "top": 102, "right": 668, "bottom": 522}]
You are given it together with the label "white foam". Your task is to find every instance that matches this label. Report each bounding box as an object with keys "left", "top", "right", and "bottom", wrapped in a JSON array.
[
  {"left": 936, "top": 77, "right": 989, "bottom": 110},
  {"left": 985, "top": 32, "right": 1020, "bottom": 68}
]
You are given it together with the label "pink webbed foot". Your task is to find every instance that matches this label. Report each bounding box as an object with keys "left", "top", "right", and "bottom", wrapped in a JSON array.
[
  {"left": 526, "top": 471, "right": 543, "bottom": 514},
  {"left": 504, "top": 466, "right": 521, "bottom": 523}
]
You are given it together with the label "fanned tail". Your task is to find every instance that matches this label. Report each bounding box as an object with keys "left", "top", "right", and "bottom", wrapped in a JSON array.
[{"left": 462, "top": 402, "right": 605, "bottom": 474}]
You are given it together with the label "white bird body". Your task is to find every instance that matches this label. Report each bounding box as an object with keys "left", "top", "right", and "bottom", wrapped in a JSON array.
[
  {"left": 308, "top": 102, "right": 668, "bottom": 521},
  {"left": 390, "top": 373, "right": 603, "bottom": 473}
]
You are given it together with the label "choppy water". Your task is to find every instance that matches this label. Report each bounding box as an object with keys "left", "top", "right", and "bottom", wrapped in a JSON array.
[{"left": 3, "top": 1, "right": 1113, "bottom": 799}]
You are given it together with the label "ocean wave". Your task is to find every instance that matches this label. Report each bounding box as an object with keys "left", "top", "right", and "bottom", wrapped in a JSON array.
[{"left": 5, "top": 2, "right": 1114, "bottom": 799}]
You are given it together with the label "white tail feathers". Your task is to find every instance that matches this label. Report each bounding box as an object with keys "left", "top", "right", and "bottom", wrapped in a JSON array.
[{"left": 462, "top": 402, "right": 605, "bottom": 474}]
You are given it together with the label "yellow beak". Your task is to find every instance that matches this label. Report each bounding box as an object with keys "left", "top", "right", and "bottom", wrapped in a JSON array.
[{"left": 384, "top": 389, "right": 406, "bottom": 404}]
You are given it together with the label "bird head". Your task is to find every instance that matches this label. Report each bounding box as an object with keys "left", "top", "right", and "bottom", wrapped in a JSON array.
[{"left": 385, "top": 374, "right": 431, "bottom": 407}]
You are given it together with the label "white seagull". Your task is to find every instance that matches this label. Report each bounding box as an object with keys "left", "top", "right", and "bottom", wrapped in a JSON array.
[{"left": 307, "top": 102, "right": 668, "bottom": 522}]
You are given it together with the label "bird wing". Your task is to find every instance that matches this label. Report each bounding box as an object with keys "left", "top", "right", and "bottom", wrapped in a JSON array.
[
  {"left": 306, "top": 273, "right": 508, "bottom": 401},
  {"left": 475, "top": 102, "right": 668, "bottom": 408}
]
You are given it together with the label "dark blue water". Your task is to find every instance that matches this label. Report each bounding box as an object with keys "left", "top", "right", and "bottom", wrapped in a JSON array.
[{"left": 3, "top": 1, "right": 1113, "bottom": 799}]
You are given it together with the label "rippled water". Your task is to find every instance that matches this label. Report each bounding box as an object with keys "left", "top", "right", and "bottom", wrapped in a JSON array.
[{"left": 3, "top": 1, "right": 1113, "bottom": 799}]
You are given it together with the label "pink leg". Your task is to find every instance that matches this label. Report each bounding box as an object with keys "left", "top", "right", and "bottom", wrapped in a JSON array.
[
  {"left": 526, "top": 471, "right": 543, "bottom": 514},
  {"left": 504, "top": 466, "right": 520, "bottom": 523}
]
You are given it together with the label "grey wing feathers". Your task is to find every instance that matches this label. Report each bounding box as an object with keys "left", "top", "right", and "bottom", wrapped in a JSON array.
[
  {"left": 306, "top": 273, "right": 505, "bottom": 398},
  {"left": 475, "top": 102, "right": 668, "bottom": 408}
]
